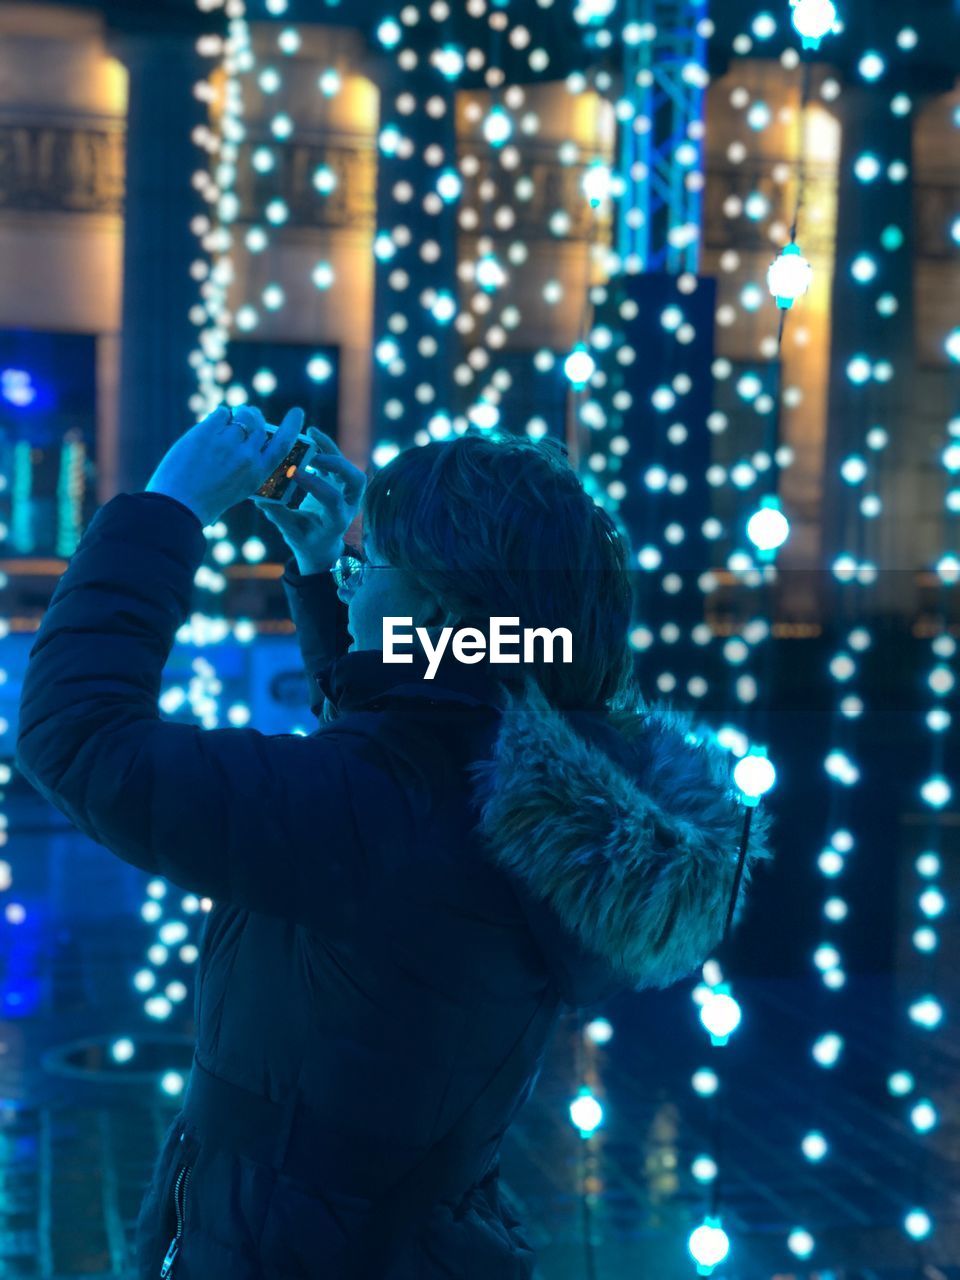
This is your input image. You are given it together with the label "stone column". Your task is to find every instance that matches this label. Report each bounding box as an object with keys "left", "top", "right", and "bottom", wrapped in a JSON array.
[{"left": 107, "top": 31, "right": 207, "bottom": 497}]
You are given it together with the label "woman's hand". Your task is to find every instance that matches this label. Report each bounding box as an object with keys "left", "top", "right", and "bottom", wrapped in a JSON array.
[
  {"left": 145, "top": 404, "right": 305, "bottom": 528},
  {"left": 253, "top": 425, "right": 367, "bottom": 575}
]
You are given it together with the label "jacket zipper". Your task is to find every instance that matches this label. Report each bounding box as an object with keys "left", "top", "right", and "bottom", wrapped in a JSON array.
[{"left": 159, "top": 1164, "right": 191, "bottom": 1278}]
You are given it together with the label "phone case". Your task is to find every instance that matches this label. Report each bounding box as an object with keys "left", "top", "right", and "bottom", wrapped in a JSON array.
[{"left": 254, "top": 429, "right": 321, "bottom": 510}]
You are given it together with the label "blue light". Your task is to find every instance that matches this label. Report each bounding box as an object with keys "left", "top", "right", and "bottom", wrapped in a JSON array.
[
  {"left": 483, "top": 106, "right": 513, "bottom": 148},
  {"left": 431, "top": 291, "right": 456, "bottom": 324},
  {"left": 688, "top": 1219, "right": 730, "bottom": 1275},
  {"left": 787, "top": 1229, "right": 815, "bottom": 1260},
  {"left": 850, "top": 254, "right": 877, "bottom": 284},
  {"left": 1, "top": 368, "right": 37, "bottom": 407},
  {"left": 858, "top": 51, "right": 885, "bottom": 81},
  {"left": 904, "top": 1209, "right": 932, "bottom": 1241},
  {"left": 699, "top": 989, "right": 742, "bottom": 1045},
  {"left": 734, "top": 749, "right": 776, "bottom": 803},
  {"left": 379, "top": 124, "right": 402, "bottom": 155},
  {"left": 433, "top": 45, "right": 464, "bottom": 79},
  {"left": 564, "top": 345, "right": 596, "bottom": 387},
  {"left": 377, "top": 17, "right": 402, "bottom": 47},
  {"left": 569, "top": 1087, "right": 604, "bottom": 1135},
  {"left": 846, "top": 355, "right": 872, "bottom": 385},
  {"left": 436, "top": 169, "right": 462, "bottom": 201},
  {"left": 854, "top": 153, "right": 882, "bottom": 183},
  {"left": 747, "top": 102, "right": 771, "bottom": 130},
  {"left": 747, "top": 496, "right": 790, "bottom": 556},
  {"left": 790, "top": 0, "right": 838, "bottom": 49}
]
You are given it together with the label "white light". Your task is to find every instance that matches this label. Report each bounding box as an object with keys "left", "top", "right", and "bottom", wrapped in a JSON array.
[
  {"left": 790, "top": 0, "right": 838, "bottom": 49},
  {"left": 691, "top": 1155, "right": 718, "bottom": 1183},
  {"left": 161, "top": 1071, "right": 184, "bottom": 1096},
  {"left": 377, "top": 17, "right": 402, "bottom": 47},
  {"left": 920, "top": 775, "right": 951, "bottom": 809},
  {"left": 858, "top": 51, "right": 885, "bottom": 81},
  {"left": 904, "top": 1210, "right": 932, "bottom": 1241},
  {"left": 767, "top": 243, "right": 812, "bottom": 308},
  {"left": 688, "top": 1221, "right": 730, "bottom": 1270},
  {"left": 483, "top": 107, "right": 513, "bottom": 147},
  {"left": 851, "top": 254, "right": 877, "bottom": 283},
  {"left": 582, "top": 162, "right": 612, "bottom": 207},
  {"left": 801, "top": 1131, "right": 828, "bottom": 1161},
  {"left": 908, "top": 996, "right": 943, "bottom": 1029},
  {"left": 787, "top": 1229, "right": 814, "bottom": 1259},
  {"left": 854, "top": 153, "right": 882, "bottom": 183},
  {"left": 585, "top": 1018, "right": 614, "bottom": 1045},
  {"left": 733, "top": 751, "right": 776, "bottom": 800},
  {"left": 700, "top": 991, "right": 742, "bottom": 1042},
  {"left": 812, "top": 1033, "right": 843, "bottom": 1067},
  {"left": 110, "top": 1038, "right": 135, "bottom": 1064},
  {"left": 919, "top": 888, "right": 945, "bottom": 919},
  {"left": 307, "top": 356, "right": 333, "bottom": 383},
  {"left": 887, "top": 1071, "right": 913, "bottom": 1096},
  {"left": 692, "top": 1068, "right": 719, "bottom": 1096},
  {"left": 564, "top": 347, "right": 596, "bottom": 387},
  {"left": 569, "top": 1089, "right": 604, "bottom": 1133},
  {"left": 747, "top": 499, "right": 790, "bottom": 553},
  {"left": 910, "top": 1099, "right": 938, "bottom": 1132}
]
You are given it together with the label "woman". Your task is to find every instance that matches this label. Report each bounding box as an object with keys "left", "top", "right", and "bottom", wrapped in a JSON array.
[{"left": 16, "top": 405, "right": 770, "bottom": 1278}]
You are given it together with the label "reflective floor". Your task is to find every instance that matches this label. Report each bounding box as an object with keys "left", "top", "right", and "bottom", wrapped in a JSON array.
[{"left": 2, "top": 788, "right": 958, "bottom": 1279}]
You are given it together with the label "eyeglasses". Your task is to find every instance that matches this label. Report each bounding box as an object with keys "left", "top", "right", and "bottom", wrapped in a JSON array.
[{"left": 331, "top": 543, "right": 393, "bottom": 593}]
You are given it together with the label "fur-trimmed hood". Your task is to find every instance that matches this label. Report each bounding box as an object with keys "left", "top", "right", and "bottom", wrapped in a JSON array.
[{"left": 466, "top": 677, "right": 773, "bottom": 1005}]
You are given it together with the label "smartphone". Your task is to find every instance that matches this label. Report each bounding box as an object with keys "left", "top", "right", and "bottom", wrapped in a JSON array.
[{"left": 254, "top": 425, "right": 321, "bottom": 510}]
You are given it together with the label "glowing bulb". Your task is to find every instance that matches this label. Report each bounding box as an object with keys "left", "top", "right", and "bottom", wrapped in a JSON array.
[
  {"left": 790, "top": 0, "right": 838, "bottom": 49},
  {"left": 767, "top": 243, "right": 812, "bottom": 309},
  {"left": 801, "top": 1131, "right": 828, "bottom": 1161},
  {"left": 688, "top": 1219, "right": 730, "bottom": 1273},
  {"left": 734, "top": 750, "right": 776, "bottom": 802},
  {"left": 787, "top": 1229, "right": 814, "bottom": 1259},
  {"left": 483, "top": 107, "right": 513, "bottom": 147},
  {"left": 569, "top": 1088, "right": 604, "bottom": 1134},
  {"left": 904, "top": 1210, "right": 932, "bottom": 1240},
  {"left": 582, "top": 162, "right": 612, "bottom": 207},
  {"left": 858, "top": 51, "right": 885, "bottom": 81},
  {"left": 747, "top": 497, "right": 790, "bottom": 554},
  {"left": 564, "top": 346, "right": 596, "bottom": 387},
  {"left": 699, "top": 991, "right": 742, "bottom": 1044}
]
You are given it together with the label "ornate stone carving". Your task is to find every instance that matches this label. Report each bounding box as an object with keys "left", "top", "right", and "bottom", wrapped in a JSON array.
[{"left": 0, "top": 121, "right": 125, "bottom": 216}]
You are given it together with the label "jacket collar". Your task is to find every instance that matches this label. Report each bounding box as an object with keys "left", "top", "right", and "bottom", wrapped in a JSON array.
[{"left": 315, "top": 642, "right": 535, "bottom": 716}]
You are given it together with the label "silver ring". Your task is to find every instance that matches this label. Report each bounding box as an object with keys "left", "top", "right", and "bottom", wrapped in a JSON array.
[{"left": 237, "top": 423, "right": 251, "bottom": 441}]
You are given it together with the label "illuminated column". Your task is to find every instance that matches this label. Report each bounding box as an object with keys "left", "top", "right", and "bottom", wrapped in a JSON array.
[
  {"left": 370, "top": 60, "right": 459, "bottom": 449},
  {"left": 616, "top": 0, "right": 709, "bottom": 274},
  {"left": 821, "top": 84, "right": 916, "bottom": 610},
  {"left": 110, "top": 29, "right": 208, "bottom": 496}
]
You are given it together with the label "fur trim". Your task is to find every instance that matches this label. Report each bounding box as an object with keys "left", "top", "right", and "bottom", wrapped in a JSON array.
[{"left": 466, "top": 677, "right": 773, "bottom": 993}]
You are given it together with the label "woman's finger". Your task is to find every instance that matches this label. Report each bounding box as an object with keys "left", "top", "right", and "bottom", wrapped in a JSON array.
[
  {"left": 293, "top": 468, "right": 346, "bottom": 511},
  {"left": 303, "top": 453, "right": 365, "bottom": 506},
  {"left": 306, "top": 428, "right": 340, "bottom": 454}
]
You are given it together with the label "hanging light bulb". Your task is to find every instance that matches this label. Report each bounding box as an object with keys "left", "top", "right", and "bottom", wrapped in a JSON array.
[
  {"left": 563, "top": 345, "right": 596, "bottom": 388},
  {"left": 767, "top": 243, "right": 812, "bottom": 309},
  {"left": 747, "top": 496, "right": 791, "bottom": 556},
  {"left": 790, "top": 0, "right": 839, "bottom": 50},
  {"left": 688, "top": 1218, "right": 731, "bottom": 1275},
  {"left": 483, "top": 106, "right": 513, "bottom": 147},
  {"left": 733, "top": 749, "right": 776, "bottom": 804}
]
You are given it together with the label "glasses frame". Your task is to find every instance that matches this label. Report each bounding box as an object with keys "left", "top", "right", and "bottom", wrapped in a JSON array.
[{"left": 331, "top": 543, "right": 393, "bottom": 593}]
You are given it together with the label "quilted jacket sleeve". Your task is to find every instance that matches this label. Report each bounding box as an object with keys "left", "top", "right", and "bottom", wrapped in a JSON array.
[
  {"left": 14, "top": 491, "right": 369, "bottom": 935},
  {"left": 280, "top": 558, "right": 351, "bottom": 721}
]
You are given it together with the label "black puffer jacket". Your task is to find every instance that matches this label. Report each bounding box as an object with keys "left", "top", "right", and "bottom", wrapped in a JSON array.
[{"left": 15, "top": 492, "right": 769, "bottom": 1278}]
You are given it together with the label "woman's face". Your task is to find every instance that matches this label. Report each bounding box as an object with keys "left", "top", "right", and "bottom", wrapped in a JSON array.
[{"left": 338, "top": 530, "right": 445, "bottom": 652}]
